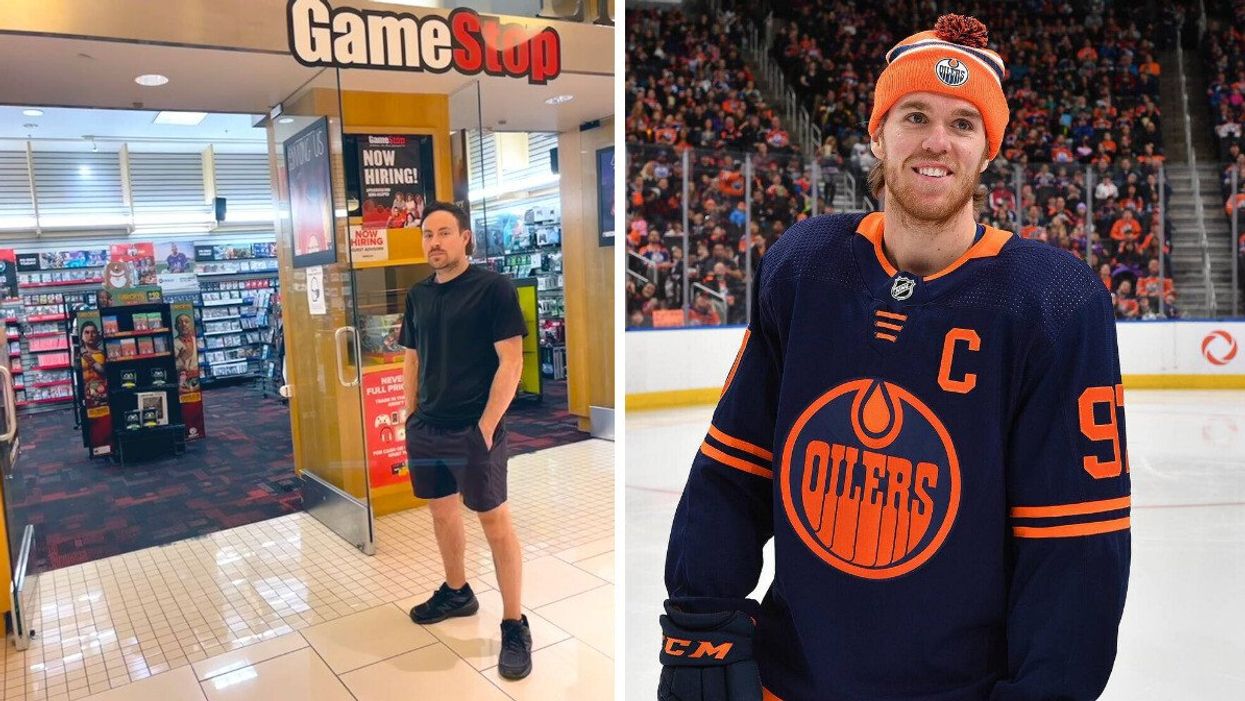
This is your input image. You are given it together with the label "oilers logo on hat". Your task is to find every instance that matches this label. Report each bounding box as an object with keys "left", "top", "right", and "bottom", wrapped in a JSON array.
[{"left": 935, "top": 58, "right": 969, "bottom": 87}]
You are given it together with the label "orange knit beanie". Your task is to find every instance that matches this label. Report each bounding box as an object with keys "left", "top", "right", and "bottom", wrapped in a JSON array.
[{"left": 868, "top": 14, "right": 1009, "bottom": 160}]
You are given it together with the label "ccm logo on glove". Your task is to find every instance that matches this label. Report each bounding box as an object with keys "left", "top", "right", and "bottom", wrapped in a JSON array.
[{"left": 663, "top": 636, "right": 734, "bottom": 660}]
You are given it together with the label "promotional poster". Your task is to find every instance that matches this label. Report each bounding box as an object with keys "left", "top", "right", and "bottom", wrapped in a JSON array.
[
  {"left": 155, "top": 242, "right": 194, "bottom": 273},
  {"left": 0, "top": 249, "right": 17, "bottom": 299},
  {"left": 109, "top": 243, "right": 157, "bottom": 285},
  {"left": 349, "top": 134, "right": 435, "bottom": 230},
  {"left": 283, "top": 118, "right": 337, "bottom": 268},
  {"left": 362, "top": 366, "right": 409, "bottom": 489},
  {"left": 171, "top": 300, "right": 206, "bottom": 440},
  {"left": 597, "top": 146, "right": 615, "bottom": 246},
  {"left": 76, "top": 309, "right": 112, "bottom": 455}
]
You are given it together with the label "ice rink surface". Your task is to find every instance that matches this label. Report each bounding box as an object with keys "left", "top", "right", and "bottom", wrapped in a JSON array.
[{"left": 625, "top": 391, "right": 1245, "bottom": 700}]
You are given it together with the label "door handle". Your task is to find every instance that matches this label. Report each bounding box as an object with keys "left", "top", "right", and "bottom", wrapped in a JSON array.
[
  {"left": 0, "top": 365, "right": 16, "bottom": 444},
  {"left": 334, "top": 326, "right": 359, "bottom": 388}
]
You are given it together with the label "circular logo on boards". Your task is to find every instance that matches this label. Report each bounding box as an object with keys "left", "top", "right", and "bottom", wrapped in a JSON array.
[
  {"left": 1202, "top": 330, "right": 1238, "bottom": 366},
  {"left": 935, "top": 57, "right": 969, "bottom": 87},
  {"left": 780, "top": 379, "right": 960, "bottom": 579}
]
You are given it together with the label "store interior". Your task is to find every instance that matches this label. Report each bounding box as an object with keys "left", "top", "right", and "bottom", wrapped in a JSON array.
[{"left": 0, "top": 101, "right": 590, "bottom": 570}]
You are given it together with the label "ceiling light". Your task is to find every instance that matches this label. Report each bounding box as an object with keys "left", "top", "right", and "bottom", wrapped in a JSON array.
[
  {"left": 22, "top": 109, "right": 44, "bottom": 117},
  {"left": 153, "top": 111, "right": 207, "bottom": 126},
  {"left": 135, "top": 74, "right": 169, "bottom": 87},
  {"left": 544, "top": 95, "right": 574, "bottom": 105},
  {"left": 277, "top": 117, "right": 294, "bottom": 124}
]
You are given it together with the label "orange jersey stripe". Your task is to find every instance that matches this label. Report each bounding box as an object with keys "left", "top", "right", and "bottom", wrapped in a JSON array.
[
  {"left": 763, "top": 688, "right": 784, "bottom": 701},
  {"left": 924, "top": 227, "right": 1013, "bottom": 281},
  {"left": 722, "top": 329, "right": 751, "bottom": 397},
  {"left": 1010, "top": 496, "right": 1131, "bottom": 519},
  {"left": 856, "top": 212, "right": 896, "bottom": 277},
  {"left": 875, "top": 332, "right": 898, "bottom": 342},
  {"left": 708, "top": 424, "right": 774, "bottom": 461},
  {"left": 874, "top": 320, "right": 904, "bottom": 331},
  {"left": 700, "top": 440, "right": 773, "bottom": 479},
  {"left": 1012, "top": 517, "right": 1130, "bottom": 539},
  {"left": 874, "top": 310, "right": 908, "bottom": 321}
]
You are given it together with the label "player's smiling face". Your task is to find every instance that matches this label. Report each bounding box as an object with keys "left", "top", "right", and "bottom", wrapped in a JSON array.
[{"left": 872, "top": 91, "right": 990, "bottom": 223}]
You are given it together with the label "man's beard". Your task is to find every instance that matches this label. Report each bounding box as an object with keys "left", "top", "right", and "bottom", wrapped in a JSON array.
[{"left": 883, "top": 156, "right": 981, "bottom": 224}]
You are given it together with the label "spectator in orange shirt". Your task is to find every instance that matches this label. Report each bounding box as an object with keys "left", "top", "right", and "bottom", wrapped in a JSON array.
[
  {"left": 1099, "top": 263, "right": 1114, "bottom": 291},
  {"left": 1227, "top": 189, "right": 1245, "bottom": 218},
  {"left": 1114, "top": 279, "right": 1140, "bottom": 319},
  {"left": 687, "top": 291, "right": 722, "bottom": 326},
  {"left": 1139, "top": 53, "right": 1161, "bottom": 78},
  {"left": 1110, "top": 208, "right": 1143, "bottom": 245},
  {"left": 1137, "top": 259, "right": 1175, "bottom": 301}
]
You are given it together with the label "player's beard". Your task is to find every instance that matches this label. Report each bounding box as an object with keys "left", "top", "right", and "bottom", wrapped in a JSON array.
[{"left": 883, "top": 154, "right": 982, "bottom": 225}]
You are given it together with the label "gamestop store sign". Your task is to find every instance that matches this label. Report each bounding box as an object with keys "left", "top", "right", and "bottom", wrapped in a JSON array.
[{"left": 287, "top": 0, "right": 562, "bottom": 84}]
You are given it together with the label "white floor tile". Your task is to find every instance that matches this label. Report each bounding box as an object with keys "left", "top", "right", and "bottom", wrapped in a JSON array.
[
  {"left": 191, "top": 633, "right": 307, "bottom": 681},
  {"left": 199, "top": 648, "right": 352, "bottom": 701},
  {"left": 536, "top": 584, "right": 615, "bottom": 658},
  {"left": 300, "top": 603, "right": 438, "bottom": 674},
  {"left": 476, "top": 555, "right": 609, "bottom": 609},
  {"left": 573, "top": 552, "right": 615, "bottom": 582},
  {"left": 339, "top": 643, "right": 512, "bottom": 701},
  {"left": 483, "top": 638, "right": 613, "bottom": 701},
  {"left": 80, "top": 667, "right": 205, "bottom": 701}
]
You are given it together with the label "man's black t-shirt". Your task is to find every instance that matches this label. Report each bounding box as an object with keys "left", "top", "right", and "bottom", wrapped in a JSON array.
[{"left": 400, "top": 265, "right": 528, "bottom": 428}]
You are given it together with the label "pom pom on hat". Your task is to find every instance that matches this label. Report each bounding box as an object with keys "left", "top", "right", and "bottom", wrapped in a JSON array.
[{"left": 933, "top": 14, "right": 989, "bottom": 49}]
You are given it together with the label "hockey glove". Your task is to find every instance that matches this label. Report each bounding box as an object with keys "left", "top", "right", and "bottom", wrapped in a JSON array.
[{"left": 658, "top": 602, "right": 762, "bottom": 701}]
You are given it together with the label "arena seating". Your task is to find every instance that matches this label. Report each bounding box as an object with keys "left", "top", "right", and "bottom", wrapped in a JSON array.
[{"left": 626, "top": 1, "right": 1186, "bottom": 324}]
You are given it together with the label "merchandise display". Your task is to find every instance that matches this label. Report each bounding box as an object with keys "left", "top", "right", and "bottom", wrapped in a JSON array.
[
  {"left": 477, "top": 204, "right": 567, "bottom": 381},
  {"left": 75, "top": 301, "right": 187, "bottom": 462}
]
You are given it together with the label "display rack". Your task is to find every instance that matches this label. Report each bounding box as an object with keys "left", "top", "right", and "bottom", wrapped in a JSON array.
[
  {"left": 12, "top": 288, "right": 99, "bottom": 411},
  {"left": 196, "top": 273, "right": 279, "bottom": 383},
  {"left": 99, "top": 302, "right": 184, "bottom": 464},
  {"left": 478, "top": 208, "right": 567, "bottom": 381}
]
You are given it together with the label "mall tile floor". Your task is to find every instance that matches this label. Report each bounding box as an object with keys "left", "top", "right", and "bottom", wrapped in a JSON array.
[{"left": 1, "top": 440, "right": 614, "bottom": 701}]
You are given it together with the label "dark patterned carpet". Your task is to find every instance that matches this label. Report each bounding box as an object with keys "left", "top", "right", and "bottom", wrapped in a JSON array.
[{"left": 6, "top": 379, "right": 583, "bottom": 572}]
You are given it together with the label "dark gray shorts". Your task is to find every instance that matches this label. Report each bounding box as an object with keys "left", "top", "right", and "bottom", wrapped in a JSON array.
[{"left": 405, "top": 417, "right": 508, "bottom": 512}]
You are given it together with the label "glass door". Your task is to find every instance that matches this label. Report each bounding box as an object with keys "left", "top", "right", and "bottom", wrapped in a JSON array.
[
  {"left": 0, "top": 363, "right": 37, "bottom": 649},
  {"left": 269, "top": 68, "right": 375, "bottom": 554}
]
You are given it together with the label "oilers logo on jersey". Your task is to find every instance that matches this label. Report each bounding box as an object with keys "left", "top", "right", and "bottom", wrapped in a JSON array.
[{"left": 781, "top": 378, "right": 960, "bottom": 579}]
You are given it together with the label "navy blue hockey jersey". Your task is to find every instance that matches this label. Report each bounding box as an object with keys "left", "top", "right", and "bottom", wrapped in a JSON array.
[{"left": 665, "top": 211, "right": 1130, "bottom": 700}]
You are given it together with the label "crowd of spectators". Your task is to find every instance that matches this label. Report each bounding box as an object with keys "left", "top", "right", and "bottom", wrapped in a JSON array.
[
  {"left": 626, "top": 1, "right": 1188, "bottom": 325},
  {"left": 1206, "top": 0, "right": 1245, "bottom": 300},
  {"left": 770, "top": 0, "right": 1180, "bottom": 318},
  {"left": 626, "top": 7, "right": 820, "bottom": 326}
]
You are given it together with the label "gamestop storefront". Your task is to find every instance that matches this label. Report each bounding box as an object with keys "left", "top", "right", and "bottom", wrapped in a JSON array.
[{"left": 0, "top": 0, "right": 613, "bottom": 576}]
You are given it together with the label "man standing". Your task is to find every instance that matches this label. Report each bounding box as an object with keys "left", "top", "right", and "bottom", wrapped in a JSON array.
[
  {"left": 659, "top": 15, "right": 1130, "bottom": 700},
  {"left": 401, "top": 201, "right": 532, "bottom": 679}
]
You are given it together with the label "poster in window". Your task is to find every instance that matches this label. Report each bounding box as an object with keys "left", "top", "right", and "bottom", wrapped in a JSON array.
[
  {"left": 283, "top": 118, "right": 337, "bottom": 268},
  {"left": 597, "top": 146, "right": 615, "bottom": 247},
  {"left": 344, "top": 134, "right": 436, "bottom": 232}
]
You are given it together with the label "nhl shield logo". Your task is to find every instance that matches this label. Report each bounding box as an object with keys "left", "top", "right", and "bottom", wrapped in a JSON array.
[
  {"left": 891, "top": 275, "right": 916, "bottom": 301},
  {"left": 935, "top": 58, "right": 969, "bottom": 87}
]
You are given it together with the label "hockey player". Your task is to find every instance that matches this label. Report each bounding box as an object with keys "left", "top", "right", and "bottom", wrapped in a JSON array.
[{"left": 659, "top": 15, "right": 1130, "bottom": 701}]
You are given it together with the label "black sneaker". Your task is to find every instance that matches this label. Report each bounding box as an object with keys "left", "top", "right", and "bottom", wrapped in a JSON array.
[
  {"left": 410, "top": 583, "right": 479, "bottom": 624},
  {"left": 498, "top": 615, "right": 533, "bottom": 680}
]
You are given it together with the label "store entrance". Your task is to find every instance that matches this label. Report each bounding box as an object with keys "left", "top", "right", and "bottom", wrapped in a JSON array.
[
  {"left": 0, "top": 103, "right": 299, "bottom": 571},
  {"left": 0, "top": 18, "right": 611, "bottom": 583}
]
